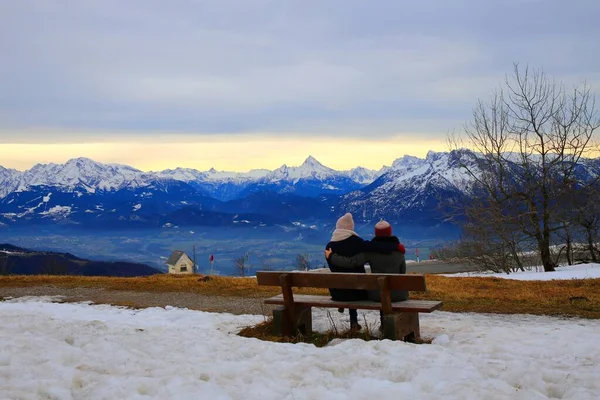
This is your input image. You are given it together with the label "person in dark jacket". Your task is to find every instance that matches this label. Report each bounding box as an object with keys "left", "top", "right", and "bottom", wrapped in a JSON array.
[
  {"left": 325, "top": 220, "right": 408, "bottom": 330},
  {"left": 325, "top": 213, "right": 402, "bottom": 330}
]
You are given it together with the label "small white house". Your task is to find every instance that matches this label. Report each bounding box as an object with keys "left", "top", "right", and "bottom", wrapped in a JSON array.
[{"left": 166, "top": 250, "right": 195, "bottom": 274}]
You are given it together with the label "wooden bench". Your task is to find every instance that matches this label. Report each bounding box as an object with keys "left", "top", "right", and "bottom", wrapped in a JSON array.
[{"left": 256, "top": 271, "right": 443, "bottom": 341}]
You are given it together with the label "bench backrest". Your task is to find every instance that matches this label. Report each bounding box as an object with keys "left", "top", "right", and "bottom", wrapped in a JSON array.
[{"left": 256, "top": 271, "right": 427, "bottom": 292}]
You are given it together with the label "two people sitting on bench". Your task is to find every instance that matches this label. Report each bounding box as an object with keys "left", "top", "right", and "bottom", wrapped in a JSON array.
[{"left": 324, "top": 213, "right": 406, "bottom": 330}]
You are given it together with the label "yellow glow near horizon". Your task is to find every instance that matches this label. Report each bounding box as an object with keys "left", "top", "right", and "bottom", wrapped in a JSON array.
[{"left": 0, "top": 134, "right": 448, "bottom": 172}]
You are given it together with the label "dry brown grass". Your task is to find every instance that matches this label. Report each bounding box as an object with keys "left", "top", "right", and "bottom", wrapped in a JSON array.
[
  {"left": 237, "top": 319, "right": 433, "bottom": 346},
  {"left": 237, "top": 320, "right": 358, "bottom": 347},
  {"left": 414, "top": 275, "right": 600, "bottom": 319},
  {"left": 0, "top": 274, "right": 279, "bottom": 297},
  {"left": 0, "top": 274, "right": 327, "bottom": 298},
  {"left": 2, "top": 273, "right": 600, "bottom": 319}
]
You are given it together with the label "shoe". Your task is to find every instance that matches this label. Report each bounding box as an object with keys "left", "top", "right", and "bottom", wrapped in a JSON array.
[
  {"left": 337, "top": 308, "right": 345, "bottom": 313},
  {"left": 350, "top": 322, "right": 362, "bottom": 331}
]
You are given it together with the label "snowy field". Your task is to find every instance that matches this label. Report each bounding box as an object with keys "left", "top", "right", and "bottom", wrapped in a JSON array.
[
  {"left": 1, "top": 297, "right": 600, "bottom": 399},
  {"left": 443, "top": 263, "right": 600, "bottom": 281}
]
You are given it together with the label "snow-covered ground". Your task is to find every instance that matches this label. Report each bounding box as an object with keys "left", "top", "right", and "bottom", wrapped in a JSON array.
[
  {"left": 444, "top": 263, "right": 600, "bottom": 281},
  {"left": 1, "top": 297, "right": 599, "bottom": 399}
]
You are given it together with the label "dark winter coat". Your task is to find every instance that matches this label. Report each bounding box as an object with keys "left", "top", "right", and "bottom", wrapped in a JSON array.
[
  {"left": 325, "top": 234, "right": 399, "bottom": 301},
  {"left": 329, "top": 236, "right": 408, "bottom": 302}
]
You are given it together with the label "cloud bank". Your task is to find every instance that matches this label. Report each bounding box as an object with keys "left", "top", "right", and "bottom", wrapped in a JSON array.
[{"left": 1, "top": 0, "right": 598, "bottom": 141}]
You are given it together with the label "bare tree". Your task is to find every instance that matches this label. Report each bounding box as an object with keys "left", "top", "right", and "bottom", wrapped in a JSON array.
[
  {"left": 234, "top": 256, "right": 246, "bottom": 277},
  {"left": 450, "top": 64, "right": 600, "bottom": 272},
  {"left": 578, "top": 214, "right": 600, "bottom": 263},
  {"left": 573, "top": 184, "right": 600, "bottom": 262},
  {"left": 0, "top": 254, "right": 11, "bottom": 275},
  {"left": 294, "top": 253, "right": 311, "bottom": 271},
  {"left": 259, "top": 257, "right": 275, "bottom": 271}
]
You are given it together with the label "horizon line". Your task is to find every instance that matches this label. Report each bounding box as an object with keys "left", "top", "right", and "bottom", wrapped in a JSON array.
[{"left": 1, "top": 152, "right": 446, "bottom": 174}]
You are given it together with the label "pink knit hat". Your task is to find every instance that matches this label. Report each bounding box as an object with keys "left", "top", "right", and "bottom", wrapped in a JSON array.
[
  {"left": 375, "top": 220, "right": 392, "bottom": 237},
  {"left": 336, "top": 213, "right": 354, "bottom": 230}
]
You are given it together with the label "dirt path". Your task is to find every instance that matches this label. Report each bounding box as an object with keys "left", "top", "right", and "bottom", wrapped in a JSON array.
[{"left": 0, "top": 286, "right": 275, "bottom": 316}]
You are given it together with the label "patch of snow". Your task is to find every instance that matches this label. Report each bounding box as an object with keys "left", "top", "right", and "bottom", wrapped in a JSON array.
[
  {"left": 39, "top": 205, "right": 72, "bottom": 216},
  {"left": 0, "top": 250, "right": 25, "bottom": 256},
  {"left": 1, "top": 299, "right": 599, "bottom": 399},
  {"left": 3, "top": 295, "right": 66, "bottom": 303},
  {"left": 444, "top": 263, "right": 600, "bottom": 280},
  {"left": 42, "top": 193, "right": 52, "bottom": 202},
  {"left": 17, "top": 200, "right": 46, "bottom": 217}
]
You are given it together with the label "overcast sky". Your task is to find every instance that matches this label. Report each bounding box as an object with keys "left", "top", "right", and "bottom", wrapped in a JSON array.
[{"left": 1, "top": 0, "right": 598, "bottom": 171}]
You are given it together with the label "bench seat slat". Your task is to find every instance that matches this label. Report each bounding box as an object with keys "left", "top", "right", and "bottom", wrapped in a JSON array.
[{"left": 265, "top": 294, "right": 443, "bottom": 313}]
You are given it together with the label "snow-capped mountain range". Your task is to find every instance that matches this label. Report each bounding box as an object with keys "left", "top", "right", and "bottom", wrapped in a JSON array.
[
  {"left": 2, "top": 151, "right": 597, "bottom": 235},
  {"left": 0, "top": 156, "right": 381, "bottom": 201},
  {"left": 0, "top": 155, "right": 391, "bottom": 230}
]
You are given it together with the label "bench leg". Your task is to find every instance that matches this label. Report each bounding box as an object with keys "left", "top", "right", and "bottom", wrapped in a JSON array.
[
  {"left": 296, "top": 306, "right": 312, "bottom": 335},
  {"left": 382, "top": 312, "right": 420, "bottom": 341},
  {"left": 272, "top": 305, "right": 312, "bottom": 336}
]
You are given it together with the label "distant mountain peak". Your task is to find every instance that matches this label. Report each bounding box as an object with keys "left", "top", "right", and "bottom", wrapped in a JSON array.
[
  {"left": 390, "top": 154, "right": 427, "bottom": 173},
  {"left": 343, "top": 165, "right": 380, "bottom": 185},
  {"left": 66, "top": 156, "right": 97, "bottom": 164},
  {"left": 0, "top": 165, "right": 18, "bottom": 173},
  {"left": 301, "top": 155, "right": 323, "bottom": 167},
  {"left": 397, "top": 154, "right": 422, "bottom": 162}
]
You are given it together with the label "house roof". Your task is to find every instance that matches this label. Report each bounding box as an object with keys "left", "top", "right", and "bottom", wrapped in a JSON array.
[{"left": 166, "top": 250, "right": 186, "bottom": 266}]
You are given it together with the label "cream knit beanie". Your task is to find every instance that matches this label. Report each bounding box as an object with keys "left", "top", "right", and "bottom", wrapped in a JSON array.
[{"left": 335, "top": 213, "right": 355, "bottom": 230}]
